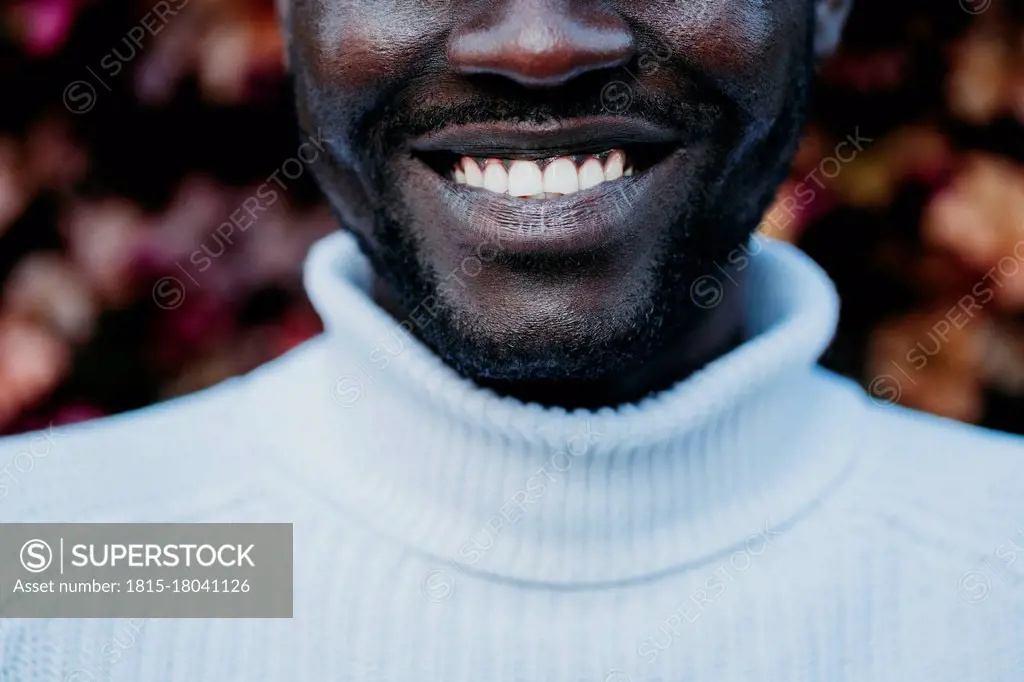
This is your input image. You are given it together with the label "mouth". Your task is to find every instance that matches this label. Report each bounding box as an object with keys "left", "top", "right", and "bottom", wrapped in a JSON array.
[
  {"left": 412, "top": 118, "right": 679, "bottom": 200},
  {"left": 402, "top": 117, "right": 698, "bottom": 255}
]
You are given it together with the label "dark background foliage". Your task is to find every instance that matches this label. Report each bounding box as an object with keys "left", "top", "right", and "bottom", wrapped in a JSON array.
[{"left": 1, "top": 0, "right": 1022, "bottom": 434}]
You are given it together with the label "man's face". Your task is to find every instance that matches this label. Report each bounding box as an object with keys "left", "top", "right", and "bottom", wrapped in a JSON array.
[{"left": 287, "top": 0, "right": 819, "bottom": 383}]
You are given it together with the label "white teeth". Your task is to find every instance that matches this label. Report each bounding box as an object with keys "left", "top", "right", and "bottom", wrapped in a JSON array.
[
  {"left": 578, "top": 158, "right": 605, "bottom": 190},
  {"left": 542, "top": 158, "right": 579, "bottom": 195},
  {"left": 508, "top": 160, "right": 544, "bottom": 197},
  {"left": 454, "top": 150, "right": 633, "bottom": 197},
  {"left": 462, "top": 158, "right": 483, "bottom": 187},
  {"left": 604, "top": 150, "right": 624, "bottom": 181},
  {"left": 482, "top": 160, "right": 508, "bottom": 193}
]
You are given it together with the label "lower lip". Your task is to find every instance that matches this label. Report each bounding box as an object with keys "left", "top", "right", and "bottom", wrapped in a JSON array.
[{"left": 405, "top": 150, "right": 687, "bottom": 256}]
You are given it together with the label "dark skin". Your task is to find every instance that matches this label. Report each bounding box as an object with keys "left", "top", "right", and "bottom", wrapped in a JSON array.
[{"left": 279, "top": 0, "right": 851, "bottom": 409}]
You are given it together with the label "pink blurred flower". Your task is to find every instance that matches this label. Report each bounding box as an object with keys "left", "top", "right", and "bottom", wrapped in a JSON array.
[
  {"left": 0, "top": 316, "right": 70, "bottom": 429},
  {"left": 12, "top": 0, "right": 90, "bottom": 56}
]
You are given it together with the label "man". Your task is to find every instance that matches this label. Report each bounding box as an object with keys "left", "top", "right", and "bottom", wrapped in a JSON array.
[{"left": 1, "top": 1, "right": 1023, "bottom": 680}]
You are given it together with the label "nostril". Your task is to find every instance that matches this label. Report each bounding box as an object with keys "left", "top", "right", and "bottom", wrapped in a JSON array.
[{"left": 448, "top": 10, "right": 634, "bottom": 88}]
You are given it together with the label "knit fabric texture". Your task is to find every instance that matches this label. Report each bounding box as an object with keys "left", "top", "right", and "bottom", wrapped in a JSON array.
[{"left": 0, "top": 231, "right": 1022, "bottom": 681}]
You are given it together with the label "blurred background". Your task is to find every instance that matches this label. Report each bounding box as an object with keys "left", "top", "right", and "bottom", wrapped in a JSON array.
[{"left": 0, "top": 0, "right": 1022, "bottom": 436}]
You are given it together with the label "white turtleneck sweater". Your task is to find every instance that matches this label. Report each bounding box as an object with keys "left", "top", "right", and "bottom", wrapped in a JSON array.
[{"left": 1, "top": 231, "right": 1022, "bottom": 682}]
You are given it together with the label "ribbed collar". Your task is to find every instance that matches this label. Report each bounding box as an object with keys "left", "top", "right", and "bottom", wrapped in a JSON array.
[{"left": 293, "top": 230, "right": 858, "bottom": 586}]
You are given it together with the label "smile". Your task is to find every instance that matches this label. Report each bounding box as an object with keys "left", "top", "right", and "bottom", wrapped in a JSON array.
[
  {"left": 414, "top": 118, "right": 679, "bottom": 199},
  {"left": 404, "top": 117, "right": 697, "bottom": 254},
  {"left": 449, "top": 151, "right": 634, "bottom": 199}
]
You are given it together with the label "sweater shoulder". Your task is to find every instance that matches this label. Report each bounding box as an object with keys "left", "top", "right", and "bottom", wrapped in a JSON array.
[
  {"left": 862, "top": 379, "right": 1023, "bottom": 466},
  {"left": 813, "top": 365, "right": 1024, "bottom": 463},
  {"left": 0, "top": 337, "right": 331, "bottom": 523},
  {"left": 815, "top": 367, "right": 1024, "bottom": 537}
]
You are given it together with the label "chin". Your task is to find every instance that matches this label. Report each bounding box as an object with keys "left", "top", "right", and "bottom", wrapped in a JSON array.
[{"left": 353, "top": 135, "right": 753, "bottom": 383}]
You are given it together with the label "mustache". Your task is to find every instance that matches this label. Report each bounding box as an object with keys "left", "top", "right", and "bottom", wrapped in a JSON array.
[{"left": 359, "top": 66, "right": 736, "bottom": 159}]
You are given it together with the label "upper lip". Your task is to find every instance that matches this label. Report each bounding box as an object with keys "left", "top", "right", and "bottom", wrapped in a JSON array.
[{"left": 409, "top": 116, "right": 684, "bottom": 159}]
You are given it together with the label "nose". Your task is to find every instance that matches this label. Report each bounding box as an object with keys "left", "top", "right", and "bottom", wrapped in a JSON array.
[{"left": 448, "top": 0, "right": 635, "bottom": 87}]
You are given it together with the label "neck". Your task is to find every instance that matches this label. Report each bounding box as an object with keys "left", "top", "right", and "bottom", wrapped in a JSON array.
[
  {"left": 372, "top": 268, "right": 748, "bottom": 409},
  {"left": 298, "top": 229, "right": 850, "bottom": 584}
]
